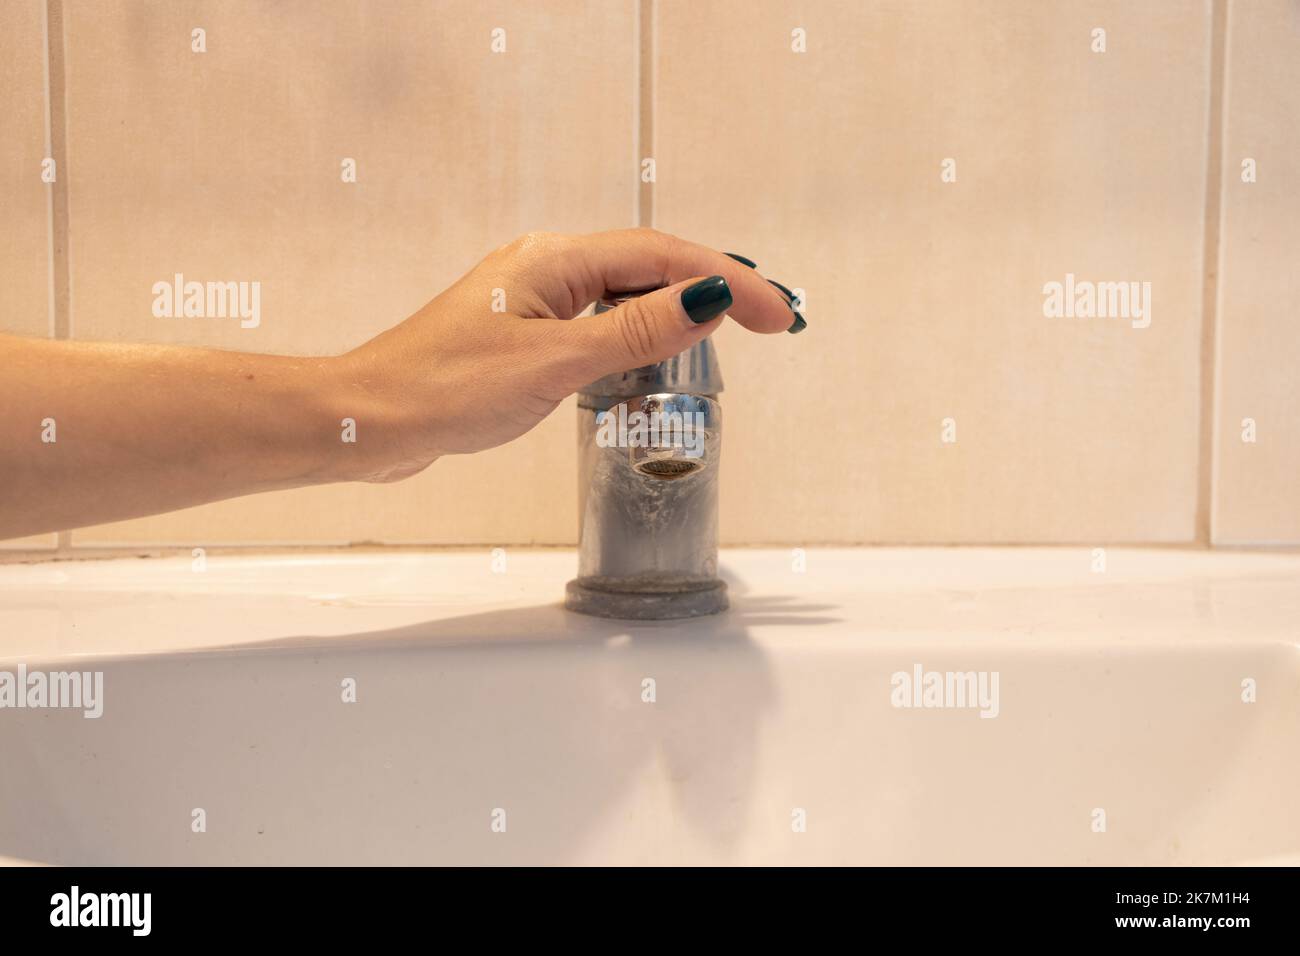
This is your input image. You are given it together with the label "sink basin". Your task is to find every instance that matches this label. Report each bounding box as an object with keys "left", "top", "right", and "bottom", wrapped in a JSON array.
[{"left": 1, "top": 547, "right": 1296, "bottom": 865}]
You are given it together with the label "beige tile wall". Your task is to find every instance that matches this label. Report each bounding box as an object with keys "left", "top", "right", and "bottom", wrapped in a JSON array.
[
  {"left": 61, "top": 0, "right": 637, "bottom": 545},
  {"left": 4, "top": 0, "right": 1294, "bottom": 548},
  {"left": 0, "top": 0, "right": 57, "bottom": 551},
  {"left": 1212, "top": 0, "right": 1300, "bottom": 545},
  {"left": 655, "top": 0, "right": 1213, "bottom": 544},
  {"left": 0, "top": 0, "right": 49, "bottom": 340}
]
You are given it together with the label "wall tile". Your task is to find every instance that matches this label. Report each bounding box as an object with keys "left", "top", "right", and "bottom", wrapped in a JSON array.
[
  {"left": 75, "top": 406, "right": 577, "bottom": 546},
  {"left": 655, "top": 0, "right": 1212, "bottom": 543},
  {"left": 1212, "top": 0, "right": 1300, "bottom": 545},
  {"left": 0, "top": 532, "right": 57, "bottom": 554},
  {"left": 0, "top": 0, "right": 52, "bottom": 339},
  {"left": 0, "top": 0, "right": 57, "bottom": 551},
  {"left": 0, "top": 540, "right": 57, "bottom": 554},
  {"left": 63, "top": 0, "right": 637, "bottom": 545}
]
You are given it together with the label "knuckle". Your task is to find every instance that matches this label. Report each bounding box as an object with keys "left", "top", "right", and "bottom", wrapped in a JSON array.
[
  {"left": 632, "top": 226, "right": 673, "bottom": 254},
  {"left": 613, "top": 297, "right": 658, "bottom": 363},
  {"left": 510, "top": 230, "right": 564, "bottom": 258}
]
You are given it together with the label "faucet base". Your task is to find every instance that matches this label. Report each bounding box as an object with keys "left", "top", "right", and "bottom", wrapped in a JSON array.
[{"left": 565, "top": 575, "right": 728, "bottom": 621}]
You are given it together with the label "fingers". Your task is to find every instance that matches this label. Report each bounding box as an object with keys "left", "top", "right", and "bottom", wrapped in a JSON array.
[
  {"left": 540, "top": 275, "right": 732, "bottom": 391},
  {"left": 566, "top": 228, "right": 800, "bottom": 335}
]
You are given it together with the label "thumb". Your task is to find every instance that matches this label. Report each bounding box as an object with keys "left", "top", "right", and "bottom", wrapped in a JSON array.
[{"left": 559, "top": 275, "right": 732, "bottom": 388}]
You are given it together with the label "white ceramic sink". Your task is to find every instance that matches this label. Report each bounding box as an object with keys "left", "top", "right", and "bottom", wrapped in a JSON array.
[{"left": 1, "top": 547, "right": 1297, "bottom": 865}]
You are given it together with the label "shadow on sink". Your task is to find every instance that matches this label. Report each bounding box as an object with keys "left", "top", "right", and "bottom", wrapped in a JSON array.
[
  {"left": 201, "top": 563, "right": 841, "bottom": 653},
  {"left": 0, "top": 569, "right": 843, "bottom": 865}
]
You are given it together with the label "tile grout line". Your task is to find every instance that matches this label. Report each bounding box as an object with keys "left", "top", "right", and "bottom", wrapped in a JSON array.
[
  {"left": 637, "top": 0, "right": 654, "bottom": 228},
  {"left": 45, "top": 0, "right": 71, "bottom": 341},
  {"left": 1195, "top": 0, "right": 1229, "bottom": 548},
  {"left": 40, "top": 0, "right": 55, "bottom": 340},
  {"left": 46, "top": 0, "right": 74, "bottom": 554},
  {"left": 631, "top": 0, "right": 639, "bottom": 227}
]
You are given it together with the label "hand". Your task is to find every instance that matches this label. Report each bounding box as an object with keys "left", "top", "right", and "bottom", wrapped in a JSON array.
[
  {"left": 336, "top": 228, "right": 805, "bottom": 482},
  {"left": 0, "top": 228, "right": 804, "bottom": 538}
]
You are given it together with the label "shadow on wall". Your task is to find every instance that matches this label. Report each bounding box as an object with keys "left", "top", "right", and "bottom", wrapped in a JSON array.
[{"left": 0, "top": 567, "right": 841, "bottom": 865}]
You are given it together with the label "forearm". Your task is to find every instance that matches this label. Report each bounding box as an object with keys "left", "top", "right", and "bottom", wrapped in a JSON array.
[{"left": 0, "top": 334, "right": 379, "bottom": 539}]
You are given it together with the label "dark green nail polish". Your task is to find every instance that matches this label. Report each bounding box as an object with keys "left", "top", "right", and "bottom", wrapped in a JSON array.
[
  {"left": 725, "top": 252, "right": 757, "bottom": 269},
  {"left": 768, "top": 278, "right": 795, "bottom": 300},
  {"left": 681, "top": 275, "right": 732, "bottom": 324},
  {"left": 767, "top": 279, "right": 806, "bottom": 330}
]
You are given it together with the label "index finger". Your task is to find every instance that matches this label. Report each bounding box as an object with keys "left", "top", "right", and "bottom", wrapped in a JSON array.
[{"left": 565, "top": 228, "right": 799, "bottom": 334}]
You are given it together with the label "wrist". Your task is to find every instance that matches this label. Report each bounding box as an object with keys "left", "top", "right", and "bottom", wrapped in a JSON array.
[{"left": 319, "top": 351, "right": 434, "bottom": 484}]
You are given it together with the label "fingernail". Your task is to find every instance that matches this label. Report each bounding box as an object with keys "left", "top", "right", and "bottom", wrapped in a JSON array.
[
  {"left": 768, "top": 278, "right": 795, "bottom": 301},
  {"left": 725, "top": 252, "right": 757, "bottom": 269},
  {"left": 681, "top": 275, "right": 732, "bottom": 325},
  {"left": 766, "top": 279, "right": 807, "bottom": 331}
]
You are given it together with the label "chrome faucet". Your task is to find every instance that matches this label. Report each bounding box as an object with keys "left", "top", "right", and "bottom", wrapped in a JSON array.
[{"left": 565, "top": 294, "right": 727, "bottom": 620}]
